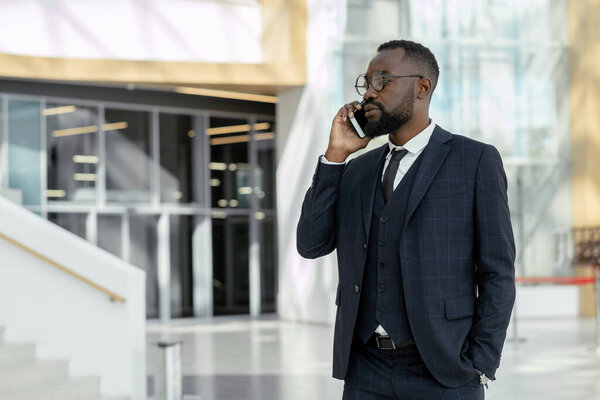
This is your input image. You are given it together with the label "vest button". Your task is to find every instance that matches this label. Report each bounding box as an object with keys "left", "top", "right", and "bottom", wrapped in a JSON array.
[
  {"left": 363, "top": 243, "right": 367, "bottom": 250},
  {"left": 379, "top": 262, "right": 384, "bottom": 268},
  {"left": 378, "top": 240, "right": 386, "bottom": 246},
  {"left": 380, "top": 216, "right": 388, "bottom": 223},
  {"left": 378, "top": 285, "right": 385, "bottom": 293},
  {"left": 354, "top": 285, "right": 360, "bottom": 293},
  {"left": 377, "top": 307, "right": 384, "bottom": 315}
]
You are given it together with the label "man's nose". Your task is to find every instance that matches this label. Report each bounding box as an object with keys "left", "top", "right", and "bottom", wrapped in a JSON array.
[{"left": 363, "top": 84, "right": 377, "bottom": 101}]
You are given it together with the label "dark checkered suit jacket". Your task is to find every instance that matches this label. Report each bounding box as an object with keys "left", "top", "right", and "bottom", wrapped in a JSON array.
[{"left": 297, "top": 126, "right": 516, "bottom": 388}]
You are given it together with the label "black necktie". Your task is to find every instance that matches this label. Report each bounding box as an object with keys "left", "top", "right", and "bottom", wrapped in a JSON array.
[{"left": 382, "top": 149, "right": 408, "bottom": 203}]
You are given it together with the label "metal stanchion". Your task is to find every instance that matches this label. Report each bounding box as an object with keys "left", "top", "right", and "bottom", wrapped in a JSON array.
[{"left": 156, "top": 341, "right": 183, "bottom": 400}]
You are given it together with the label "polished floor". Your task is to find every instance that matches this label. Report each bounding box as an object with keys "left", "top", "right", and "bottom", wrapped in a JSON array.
[{"left": 146, "top": 316, "right": 600, "bottom": 400}]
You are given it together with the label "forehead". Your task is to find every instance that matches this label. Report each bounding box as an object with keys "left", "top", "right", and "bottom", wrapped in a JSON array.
[{"left": 366, "top": 48, "right": 409, "bottom": 73}]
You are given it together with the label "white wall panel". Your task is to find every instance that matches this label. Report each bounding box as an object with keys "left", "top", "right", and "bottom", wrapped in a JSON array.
[
  {"left": 276, "top": 0, "right": 347, "bottom": 324},
  {"left": 0, "top": 196, "right": 146, "bottom": 398},
  {"left": 0, "top": 0, "right": 262, "bottom": 63}
]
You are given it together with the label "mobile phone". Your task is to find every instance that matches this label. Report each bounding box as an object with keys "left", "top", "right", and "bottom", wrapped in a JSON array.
[{"left": 349, "top": 101, "right": 367, "bottom": 138}]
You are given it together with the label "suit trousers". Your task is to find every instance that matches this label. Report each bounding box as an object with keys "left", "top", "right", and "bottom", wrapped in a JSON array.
[{"left": 343, "top": 337, "right": 484, "bottom": 400}]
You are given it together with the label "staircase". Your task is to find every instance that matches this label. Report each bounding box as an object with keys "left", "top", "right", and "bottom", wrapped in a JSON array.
[{"left": 0, "top": 325, "right": 102, "bottom": 400}]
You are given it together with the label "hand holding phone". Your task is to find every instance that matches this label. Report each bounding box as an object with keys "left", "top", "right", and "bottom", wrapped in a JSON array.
[
  {"left": 349, "top": 100, "right": 367, "bottom": 138},
  {"left": 325, "top": 101, "right": 371, "bottom": 163}
]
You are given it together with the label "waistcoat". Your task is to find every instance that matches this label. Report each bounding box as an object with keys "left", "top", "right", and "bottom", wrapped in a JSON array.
[{"left": 354, "top": 151, "right": 423, "bottom": 344}]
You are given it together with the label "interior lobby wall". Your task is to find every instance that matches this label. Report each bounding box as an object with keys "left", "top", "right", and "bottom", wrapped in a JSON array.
[
  {"left": 0, "top": 0, "right": 306, "bottom": 93},
  {"left": 568, "top": 0, "right": 600, "bottom": 316},
  {"left": 276, "top": 0, "right": 347, "bottom": 324},
  {"left": 569, "top": 0, "right": 600, "bottom": 227}
]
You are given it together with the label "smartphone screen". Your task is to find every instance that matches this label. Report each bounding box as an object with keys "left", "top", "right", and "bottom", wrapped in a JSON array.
[{"left": 349, "top": 101, "right": 367, "bottom": 138}]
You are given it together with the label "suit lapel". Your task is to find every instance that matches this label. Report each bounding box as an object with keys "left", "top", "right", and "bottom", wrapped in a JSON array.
[
  {"left": 402, "top": 127, "right": 452, "bottom": 232},
  {"left": 360, "top": 144, "right": 388, "bottom": 237}
]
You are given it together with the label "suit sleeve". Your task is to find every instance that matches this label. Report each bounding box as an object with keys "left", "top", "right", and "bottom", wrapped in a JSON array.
[
  {"left": 296, "top": 156, "right": 346, "bottom": 259},
  {"left": 469, "top": 144, "right": 516, "bottom": 379}
]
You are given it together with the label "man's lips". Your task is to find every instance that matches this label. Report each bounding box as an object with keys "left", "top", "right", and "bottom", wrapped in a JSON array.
[{"left": 364, "top": 107, "right": 380, "bottom": 117}]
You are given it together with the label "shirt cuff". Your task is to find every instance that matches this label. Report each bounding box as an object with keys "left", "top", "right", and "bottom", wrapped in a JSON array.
[{"left": 320, "top": 155, "right": 346, "bottom": 165}]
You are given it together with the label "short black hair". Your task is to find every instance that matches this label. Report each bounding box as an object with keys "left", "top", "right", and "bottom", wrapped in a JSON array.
[{"left": 377, "top": 40, "right": 439, "bottom": 92}]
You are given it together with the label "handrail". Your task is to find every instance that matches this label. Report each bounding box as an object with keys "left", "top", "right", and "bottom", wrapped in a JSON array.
[{"left": 0, "top": 231, "right": 126, "bottom": 303}]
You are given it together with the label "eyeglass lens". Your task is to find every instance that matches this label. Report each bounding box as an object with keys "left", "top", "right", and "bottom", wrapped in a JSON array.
[{"left": 355, "top": 71, "right": 385, "bottom": 96}]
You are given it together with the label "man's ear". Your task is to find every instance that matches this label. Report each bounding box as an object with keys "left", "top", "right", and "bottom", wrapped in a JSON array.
[{"left": 416, "top": 78, "right": 432, "bottom": 99}]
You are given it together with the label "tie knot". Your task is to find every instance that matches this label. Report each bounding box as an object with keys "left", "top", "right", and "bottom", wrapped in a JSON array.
[{"left": 390, "top": 149, "right": 408, "bottom": 161}]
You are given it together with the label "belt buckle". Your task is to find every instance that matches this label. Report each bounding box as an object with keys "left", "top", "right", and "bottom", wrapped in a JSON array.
[{"left": 375, "top": 335, "right": 396, "bottom": 350}]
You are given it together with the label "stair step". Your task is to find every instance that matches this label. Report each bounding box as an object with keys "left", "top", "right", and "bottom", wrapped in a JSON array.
[
  {"left": 0, "top": 376, "right": 101, "bottom": 400},
  {"left": 0, "top": 360, "right": 69, "bottom": 396},
  {"left": 0, "top": 343, "right": 36, "bottom": 370}
]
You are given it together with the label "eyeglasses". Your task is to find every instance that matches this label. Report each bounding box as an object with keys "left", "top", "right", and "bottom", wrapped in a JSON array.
[{"left": 355, "top": 71, "right": 424, "bottom": 96}]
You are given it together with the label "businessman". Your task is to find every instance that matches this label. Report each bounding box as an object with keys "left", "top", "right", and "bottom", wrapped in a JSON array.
[{"left": 296, "top": 40, "right": 515, "bottom": 399}]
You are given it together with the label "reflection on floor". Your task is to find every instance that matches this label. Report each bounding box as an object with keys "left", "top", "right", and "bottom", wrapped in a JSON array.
[{"left": 146, "top": 316, "right": 600, "bottom": 400}]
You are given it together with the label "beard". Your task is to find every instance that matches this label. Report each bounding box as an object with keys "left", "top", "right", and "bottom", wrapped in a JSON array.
[{"left": 363, "top": 91, "right": 415, "bottom": 138}]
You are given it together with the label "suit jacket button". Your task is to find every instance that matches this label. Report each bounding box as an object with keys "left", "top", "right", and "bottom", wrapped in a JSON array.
[{"left": 354, "top": 285, "right": 360, "bottom": 293}]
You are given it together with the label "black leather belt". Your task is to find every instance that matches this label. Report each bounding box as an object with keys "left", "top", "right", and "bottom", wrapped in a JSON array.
[{"left": 368, "top": 334, "right": 415, "bottom": 350}]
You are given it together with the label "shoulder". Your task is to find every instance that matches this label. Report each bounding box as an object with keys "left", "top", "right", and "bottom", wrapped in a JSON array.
[{"left": 435, "top": 126, "right": 499, "bottom": 158}]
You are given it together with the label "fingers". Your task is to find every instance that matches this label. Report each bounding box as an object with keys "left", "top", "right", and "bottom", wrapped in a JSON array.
[{"left": 340, "top": 101, "right": 363, "bottom": 121}]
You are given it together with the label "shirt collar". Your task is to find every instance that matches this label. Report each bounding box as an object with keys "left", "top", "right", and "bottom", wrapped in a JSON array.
[{"left": 387, "top": 119, "right": 435, "bottom": 155}]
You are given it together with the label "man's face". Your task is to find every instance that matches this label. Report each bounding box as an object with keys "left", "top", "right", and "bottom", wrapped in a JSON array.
[{"left": 361, "top": 49, "right": 418, "bottom": 138}]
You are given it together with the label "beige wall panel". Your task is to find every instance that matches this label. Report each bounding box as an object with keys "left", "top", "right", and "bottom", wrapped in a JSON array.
[
  {"left": 569, "top": 0, "right": 600, "bottom": 226},
  {"left": 569, "top": 0, "right": 600, "bottom": 317},
  {"left": 0, "top": 54, "right": 303, "bottom": 88},
  {"left": 260, "top": 0, "right": 306, "bottom": 64},
  {"left": 262, "top": 0, "right": 291, "bottom": 63}
]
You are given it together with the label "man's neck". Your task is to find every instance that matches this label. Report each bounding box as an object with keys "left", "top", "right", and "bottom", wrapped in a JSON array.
[{"left": 389, "top": 115, "right": 430, "bottom": 147}]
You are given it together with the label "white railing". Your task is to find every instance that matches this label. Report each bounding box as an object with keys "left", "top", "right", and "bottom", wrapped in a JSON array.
[{"left": 0, "top": 195, "right": 146, "bottom": 399}]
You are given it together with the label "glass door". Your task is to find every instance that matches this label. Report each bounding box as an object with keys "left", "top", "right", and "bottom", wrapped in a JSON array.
[{"left": 209, "top": 116, "right": 251, "bottom": 315}]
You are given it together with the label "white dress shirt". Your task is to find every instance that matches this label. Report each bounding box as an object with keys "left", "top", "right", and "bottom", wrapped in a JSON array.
[
  {"left": 322, "top": 120, "right": 436, "bottom": 337},
  {"left": 381, "top": 120, "right": 435, "bottom": 190}
]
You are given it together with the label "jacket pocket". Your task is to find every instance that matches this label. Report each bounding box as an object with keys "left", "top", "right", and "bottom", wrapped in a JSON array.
[
  {"left": 426, "top": 183, "right": 467, "bottom": 199},
  {"left": 335, "top": 284, "right": 341, "bottom": 306},
  {"left": 445, "top": 295, "right": 475, "bottom": 320}
]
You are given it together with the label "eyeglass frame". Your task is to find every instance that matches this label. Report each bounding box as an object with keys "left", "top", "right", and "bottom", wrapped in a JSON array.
[{"left": 355, "top": 71, "right": 424, "bottom": 96}]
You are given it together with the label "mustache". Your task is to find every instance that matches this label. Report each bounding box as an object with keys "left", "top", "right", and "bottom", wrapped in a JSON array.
[{"left": 363, "top": 101, "right": 385, "bottom": 110}]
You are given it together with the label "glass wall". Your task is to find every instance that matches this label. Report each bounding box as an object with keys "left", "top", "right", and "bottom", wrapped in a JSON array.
[
  {"left": 7, "top": 99, "right": 42, "bottom": 207},
  {"left": 130, "top": 215, "right": 159, "bottom": 318},
  {"left": 97, "top": 214, "right": 122, "bottom": 258},
  {"left": 212, "top": 215, "right": 250, "bottom": 315},
  {"left": 49, "top": 212, "right": 87, "bottom": 240},
  {"left": 209, "top": 117, "right": 251, "bottom": 210},
  {"left": 169, "top": 214, "right": 194, "bottom": 318},
  {"left": 259, "top": 215, "right": 277, "bottom": 313},
  {"left": 159, "top": 113, "right": 194, "bottom": 204},
  {"left": 46, "top": 103, "right": 99, "bottom": 202},
  {"left": 0, "top": 90, "right": 277, "bottom": 319},
  {"left": 255, "top": 120, "right": 276, "bottom": 210},
  {"left": 342, "top": 0, "right": 570, "bottom": 277},
  {"left": 105, "top": 109, "right": 153, "bottom": 203}
]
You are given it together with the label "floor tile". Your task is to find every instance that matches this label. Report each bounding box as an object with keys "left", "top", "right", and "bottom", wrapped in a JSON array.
[{"left": 146, "top": 316, "right": 600, "bottom": 400}]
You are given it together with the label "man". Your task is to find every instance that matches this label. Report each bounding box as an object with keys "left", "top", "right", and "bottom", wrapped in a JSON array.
[{"left": 296, "top": 40, "right": 515, "bottom": 399}]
